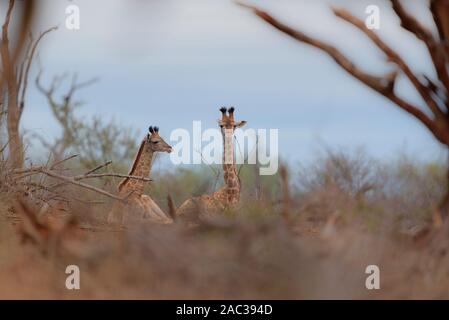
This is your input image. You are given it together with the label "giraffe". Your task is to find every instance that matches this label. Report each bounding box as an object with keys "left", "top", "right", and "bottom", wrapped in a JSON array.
[
  {"left": 176, "top": 107, "right": 247, "bottom": 220},
  {"left": 107, "top": 126, "right": 173, "bottom": 225}
]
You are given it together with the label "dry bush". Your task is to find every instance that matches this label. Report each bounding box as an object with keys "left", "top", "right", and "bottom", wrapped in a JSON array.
[
  {"left": 35, "top": 73, "right": 138, "bottom": 172},
  {"left": 294, "top": 149, "right": 446, "bottom": 237},
  {"left": 381, "top": 157, "right": 445, "bottom": 218},
  {"left": 2, "top": 203, "right": 449, "bottom": 299},
  {"left": 150, "top": 166, "right": 219, "bottom": 211},
  {"left": 1, "top": 149, "right": 449, "bottom": 299},
  {"left": 295, "top": 149, "right": 383, "bottom": 230},
  {"left": 298, "top": 149, "right": 380, "bottom": 198}
]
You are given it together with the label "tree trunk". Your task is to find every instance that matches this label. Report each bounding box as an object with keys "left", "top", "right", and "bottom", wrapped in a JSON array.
[
  {"left": 6, "top": 90, "right": 23, "bottom": 169},
  {"left": 1, "top": 6, "right": 24, "bottom": 170},
  {"left": 1, "top": 44, "right": 23, "bottom": 169}
]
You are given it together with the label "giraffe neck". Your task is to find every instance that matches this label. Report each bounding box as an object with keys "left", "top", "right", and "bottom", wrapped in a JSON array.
[
  {"left": 118, "top": 138, "right": 154, "bottom": 196},
  {"left": 222, "top": 129, "right": 240, "bottom": 203}
]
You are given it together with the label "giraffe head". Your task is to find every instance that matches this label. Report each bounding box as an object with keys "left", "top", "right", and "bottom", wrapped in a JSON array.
[
  {"left": 218, "top": 107, "right": 246, "bottom": 134},
  {"left": 147, "top": 126, "right": 172, "bottom": 153}
]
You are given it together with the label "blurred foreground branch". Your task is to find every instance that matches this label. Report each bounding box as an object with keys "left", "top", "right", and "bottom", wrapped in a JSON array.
[{"left": 238, "top": 0, "right": 449, "bottom": 219}]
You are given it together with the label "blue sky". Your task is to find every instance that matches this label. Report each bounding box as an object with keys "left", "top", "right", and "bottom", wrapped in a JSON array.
[{"left": 8, "top": 0, "right": 447, "bottom": 167}]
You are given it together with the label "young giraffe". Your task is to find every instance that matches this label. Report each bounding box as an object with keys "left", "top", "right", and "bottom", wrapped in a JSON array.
[
  {"left": 108, "top": 126, "right": 173, "bottom": 225},
  {"left": 176, "top": 107, "right": 246, "bottom": 220}
]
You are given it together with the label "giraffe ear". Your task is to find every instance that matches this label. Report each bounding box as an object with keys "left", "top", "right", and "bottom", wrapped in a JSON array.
[{"left": 235, "top": 120, "right": 246, "bottom": 128}]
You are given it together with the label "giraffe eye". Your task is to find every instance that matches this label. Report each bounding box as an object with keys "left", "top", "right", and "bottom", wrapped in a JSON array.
[{"left": 153, "top": 141, "right": 160, "bottom": 144}]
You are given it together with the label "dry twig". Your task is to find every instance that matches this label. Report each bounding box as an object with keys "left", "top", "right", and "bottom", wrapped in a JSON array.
[{"left": 12, "top": 161, "right": 152, "bottom": 202}]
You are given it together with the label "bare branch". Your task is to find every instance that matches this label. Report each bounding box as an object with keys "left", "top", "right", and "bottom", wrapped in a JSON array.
[
  {"left": 10, "top": 1, "right": 36, "bottom": 64},
  {"left": 66, "top": 73, "right": 99, "bottom": 101},
  {"left": 16, "top": 32, "right": 32, "bottom": 93},
  {"left": 19, "top": 26, "right": 58, "bottom": 117},
  {"left": 391, "top": 0, "right": 449, "bottom": 92},
  {"left": 13, "top": 166, "right": 123, "bottom": 201},
  {"left": 35, "top": 71, "right": 67, "bottom": 96},
  {"left": 431, "top": 0, "right": 449, "bottom": 47},
  {"left": 238, "top": 3, "right": 396, "bottom": 94},
  {"left": 1, "top": 0, "right": 16, "bottom": 88},
  {"left": 333, "top": 7, "right": 445, "bottom": 117},
  {"left": 74, "top": 173, "right": 152, "bottom": 182},
  {"left": 50, "top": 154, "right": 78, "bottom": 169},
  {"left": 84, "top": 160, "right": 112, "bottom": 175},
  {"left": 12, "top": 162, "right": 152, "bottom": 202},
  {"left": 1, "top": 0, "right": 38, "bottom": 169},
  {"left": 391, "top": 0, "right": 435, "bottom": 42},
  {"left": 0, "top": 138, "right": 11, "bottom": 154},
  {"left": 238, "top": 3, "right": 443, "bottom": 142},
  {"left": 1, "top": 0, "right": 15, "bottom": 43}
]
